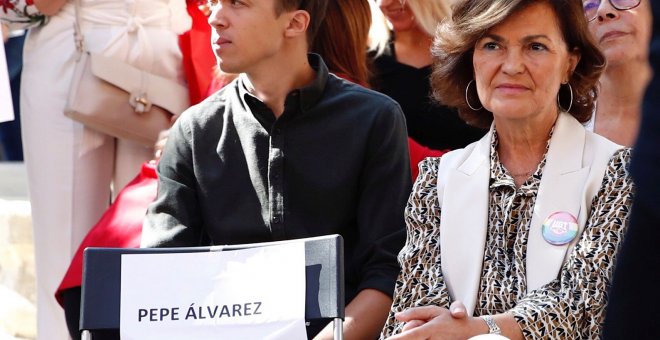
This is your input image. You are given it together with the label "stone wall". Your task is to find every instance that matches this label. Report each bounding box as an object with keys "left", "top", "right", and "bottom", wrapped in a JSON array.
[{"left": 0, "top": 163, "right": 36, "bottom": 340}]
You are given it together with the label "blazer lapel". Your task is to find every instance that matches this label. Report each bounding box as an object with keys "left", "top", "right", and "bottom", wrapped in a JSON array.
[
  {"left": 440, "top": 129, "right": 491, "bottom": 315},
  {"left": 526, "top": 112, "right": 589, "bottom": 291}
]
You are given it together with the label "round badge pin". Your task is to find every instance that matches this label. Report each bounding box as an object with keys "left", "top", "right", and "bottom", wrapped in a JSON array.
[{"left": 542, "top": 211, "right": 579, "bottom": 245}]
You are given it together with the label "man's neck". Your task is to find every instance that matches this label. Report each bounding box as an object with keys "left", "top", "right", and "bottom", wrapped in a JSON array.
[{"left": 243, "top": 51, "right": 316, "bottom": 118}]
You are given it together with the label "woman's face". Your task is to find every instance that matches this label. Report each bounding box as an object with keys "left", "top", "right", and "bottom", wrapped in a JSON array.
[
  {"left": 472, "top": 2, "right": 580, "bottom": 122},
  {"left": 377, "top": 0, "right": 417, "bottom": 33},
  {"left": 587, "top": 0, "right": 652, "bottom": 67}
]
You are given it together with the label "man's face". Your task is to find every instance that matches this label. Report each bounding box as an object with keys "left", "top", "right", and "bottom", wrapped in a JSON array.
[{"left": 208, "top": 0, "right": 293, "bottom": 74}]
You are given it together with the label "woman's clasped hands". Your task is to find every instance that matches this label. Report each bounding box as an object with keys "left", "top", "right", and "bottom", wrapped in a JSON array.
[{"left": 385, "top": 301, "right": 490, "bottom": 340}]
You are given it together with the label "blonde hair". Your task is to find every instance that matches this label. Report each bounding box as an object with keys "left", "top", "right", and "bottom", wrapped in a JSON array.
[
  {"left": 368, "top": 0, "right": 390, "bottom": 55},
  {"left": 369, "top": 0, "right": 451, "bottom": 55},
  {"left": 408, "top": 0, "right": 452, "bottom": 36}
]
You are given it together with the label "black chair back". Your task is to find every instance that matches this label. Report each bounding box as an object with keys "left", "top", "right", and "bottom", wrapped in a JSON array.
[{"left": 80, "top": 234, "right": 344, "bottom": 337}]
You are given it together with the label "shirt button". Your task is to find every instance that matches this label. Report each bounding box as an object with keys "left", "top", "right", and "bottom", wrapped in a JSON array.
[{"left": 272, "top": 216, "right": 281, "bottom": 224}]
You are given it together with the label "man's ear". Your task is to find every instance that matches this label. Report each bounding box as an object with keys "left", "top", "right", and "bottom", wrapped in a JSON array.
[{"left": 284, "top": 10, "right": 310, "bottom": 38}]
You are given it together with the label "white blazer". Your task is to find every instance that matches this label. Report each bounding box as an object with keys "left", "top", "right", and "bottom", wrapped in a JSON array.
[{"left": 435, "top": 112, "right": 623, "bottom": 315}]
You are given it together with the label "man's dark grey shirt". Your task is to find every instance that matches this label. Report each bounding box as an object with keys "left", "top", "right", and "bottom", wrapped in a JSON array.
[{"left": 142, "top": 55, "right": 411, "bottom": 320}]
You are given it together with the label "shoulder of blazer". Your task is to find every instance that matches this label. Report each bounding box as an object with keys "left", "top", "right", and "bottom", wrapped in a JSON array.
[
  {"left": 583, "top": 129, "right": 624, "bottom": 168},
  {"left": 436, "top": 132, "right": 488, "bottom": 208},
  {"left": 436, "top": 118, "right": 625, "bottom": 208},
  {"left": 580, "top": 129, "right": 626, "bottom": 209}
]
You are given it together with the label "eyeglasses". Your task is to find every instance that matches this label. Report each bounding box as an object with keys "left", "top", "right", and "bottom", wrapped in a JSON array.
[{"left": 583, "top": 0, "right": 642, "bottom": 22}]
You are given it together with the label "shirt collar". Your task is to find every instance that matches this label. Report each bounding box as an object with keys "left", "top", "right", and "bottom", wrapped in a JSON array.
[
  {"left": 235, "top": 53, "right": 329, "bottom": 116},
  {"left": 489, "top": 128, "right": 553, "bottom": 195}
]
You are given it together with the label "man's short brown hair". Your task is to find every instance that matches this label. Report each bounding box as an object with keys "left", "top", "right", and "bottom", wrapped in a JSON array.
[{"left": 276, "top": 0, "right": 329, "bottom": 46}]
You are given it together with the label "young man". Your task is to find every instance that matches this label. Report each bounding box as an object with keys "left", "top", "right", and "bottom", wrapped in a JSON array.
[{"left": 141, "top": 0, "right": 411, "bottom": 338}]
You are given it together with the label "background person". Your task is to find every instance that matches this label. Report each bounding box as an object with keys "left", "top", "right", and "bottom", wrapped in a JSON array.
[
  {"left": 380, "top": 0, "right": 633, "bottom": 338},
  {"left": 0, "top": 24, "right": 25, "bottom": 161},
  {"left": 0, "top": 22, "right": 26, "bottom": 162},
  {"left": 314, "top": 0, "right": 445, "bottom": 180},
  {"left": 370, "top": 0, "right": 487, "bottom": 151},
  {"left": 585, "top": 0, "right": 652, "bottom": 146},
  {"left": 602, "top": 1, "right": 659, "bottom": 338},
  {"left": 20, "top": 0, "right": 190, "bottom": 337}
]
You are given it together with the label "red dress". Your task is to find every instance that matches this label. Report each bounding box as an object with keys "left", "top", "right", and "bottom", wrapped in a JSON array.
[
  {"left": 408, "top": 138, "right": 446, "bottom": 180},
  {"left": 178, "top": 0, "right": 216, "bottom": 105}
]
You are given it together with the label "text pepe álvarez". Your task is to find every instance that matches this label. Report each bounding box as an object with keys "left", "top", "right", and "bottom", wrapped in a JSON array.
[{"left": 137, "top": 302, "right": 263, "bottom": 322}]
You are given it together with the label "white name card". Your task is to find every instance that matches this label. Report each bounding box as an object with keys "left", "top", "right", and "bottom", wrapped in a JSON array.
[
  {"left": 0, "top": 40, "right": 15, "bottom": 123},
  {"left": 120, "top": 242, "right": 307, "bottom": 340}
]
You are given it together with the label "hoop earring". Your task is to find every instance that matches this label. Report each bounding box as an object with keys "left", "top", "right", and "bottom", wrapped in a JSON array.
[
  {"left": 557, "top": 82, "right": 574, "bottom": 113},
  {"left": 465, "top": 80, "right": 483, "bottom": 111}
]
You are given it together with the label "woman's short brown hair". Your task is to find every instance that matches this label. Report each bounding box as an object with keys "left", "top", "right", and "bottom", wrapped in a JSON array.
[{"left": 431, "top": 0, "right": 606, "bottom": 128}]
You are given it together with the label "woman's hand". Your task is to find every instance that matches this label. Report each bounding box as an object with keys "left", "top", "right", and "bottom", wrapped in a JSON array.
[
  {"left": 386, "top": 301, "right": 488, "bottom": 340},
  {"left": 153, "top": 129, "right": 169, "bottom": 161},
  {"left": 153, "top": 111, "right": 184, "bottom": 160}
]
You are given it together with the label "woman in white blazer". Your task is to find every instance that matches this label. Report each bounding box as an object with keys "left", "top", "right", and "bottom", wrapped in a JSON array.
[{"left": 380, "top": 0, "right": 633, "bottom": 339}]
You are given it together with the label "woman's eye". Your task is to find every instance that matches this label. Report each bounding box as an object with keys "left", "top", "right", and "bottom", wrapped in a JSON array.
[
  {"left": 482, "top": 42, "right": 499, "bottom": 50},
  {"left": 530, "top": 43, "right": 548, "bottom": 51},
  {"left": 583, "top": 0, "right": 598, "bottom": 11}
]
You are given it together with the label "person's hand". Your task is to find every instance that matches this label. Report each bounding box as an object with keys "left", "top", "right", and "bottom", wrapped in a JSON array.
[
  {"left": 448, "top": 300, "right": 468, "bottom": 319},
  {"left": 397, "top": 301, "right": 467, "bottom": 332},
  {"left": 153, "top": 129, "right": 170, "bottom": 161},
  {"left": 154, "top": 111, "right": 183, "bottom": 161},
  {"left": 170, "top": 111, "right": 182, "bottom": 124},
  {"left": 386, "top": 302, "right": 487, "bottom": 340},
  {"left": 398, "top": 301, "right": 469, "bottom": 332}
]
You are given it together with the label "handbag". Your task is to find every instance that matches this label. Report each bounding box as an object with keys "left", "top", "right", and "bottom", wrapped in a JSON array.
[{"left": 63, "top": 0, "right": 189, "bottom": 147}]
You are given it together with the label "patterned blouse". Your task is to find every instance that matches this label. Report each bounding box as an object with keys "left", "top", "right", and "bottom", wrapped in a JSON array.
[{"left": 381, "top": 134, "right": 634, "bottom": 339}]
